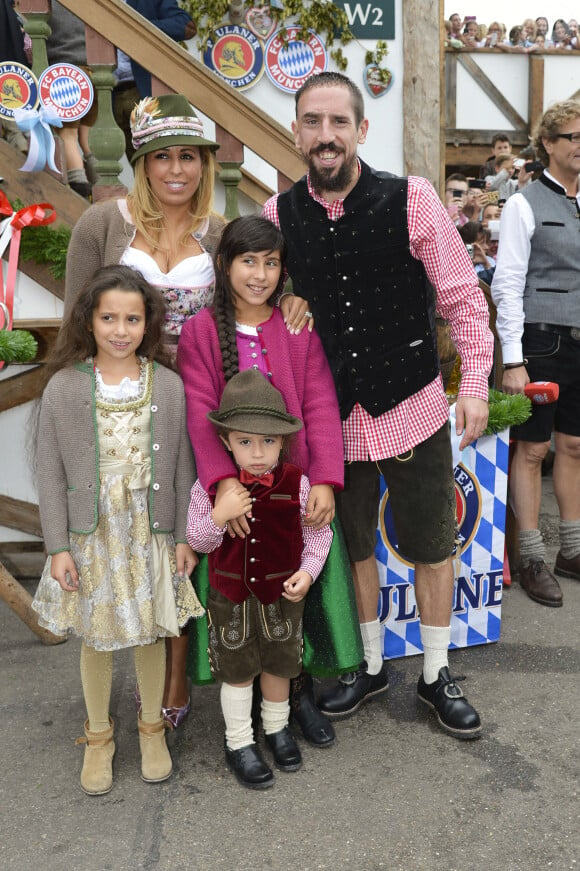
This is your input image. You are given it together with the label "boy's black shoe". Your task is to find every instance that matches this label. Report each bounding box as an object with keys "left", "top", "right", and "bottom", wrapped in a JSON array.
[
  {"left": 264, "top": 726, "right": 302, "bottom": 771},
  {"left": 417, "top": 667, "right": 482, "bottom": 739},
  {"left": 290, "top": 673, "right": 335, "bottom": 747},
  {"left": 317, "top": 661, "right": 389, "bottom": 719},
  {"left": 225, "top": 742, "right": 274, "bottom": 789}
]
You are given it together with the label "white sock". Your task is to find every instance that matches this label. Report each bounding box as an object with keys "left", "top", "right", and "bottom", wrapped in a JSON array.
[
  {"left": 261, "top": 698, "right": 290, "bottom": 736},
  {"left": 220, "top": 683, "right": 254, "bottom": 751},
  {"left": 360, "top": 619, "right": 383, "bottom": 675},
  {"left": 420, "top": 624, "right": 451, "bottom": 684}
]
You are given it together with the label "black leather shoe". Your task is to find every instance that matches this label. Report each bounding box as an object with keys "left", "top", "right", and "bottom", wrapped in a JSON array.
[
  {"left": 417, "top": 667, "right": 482, "bottom": 740},
  {"left": 290, "top": 674, "right": 335, "bottom": 747},
  {"left": 317, "top": 662, "right": 389, "bottom": 719},
  {"left": 519, "top": 560, "right": 563, "bottom": 607},
  {"left": 264, "top": 726, "right": 302, "bottom": 772},
  {"left": 225, "top": 742, "right": 274, "bottom": 790}
]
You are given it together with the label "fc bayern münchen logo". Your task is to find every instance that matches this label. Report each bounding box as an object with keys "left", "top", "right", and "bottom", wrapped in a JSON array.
[
  {"left": 0, "top": 63, "right": 38, "bottom": 118},
  {"left": 264, "top": 26, "right": 327, "bottom": 93},
  {"left": 378, "top": 462, "right": 482, "bottom": 567},
  {"left": 204, "top": 25, "right": 264, "bottom": 91},
  {"left": 38, "top": 63, "right": 94, "bottom": 121}
]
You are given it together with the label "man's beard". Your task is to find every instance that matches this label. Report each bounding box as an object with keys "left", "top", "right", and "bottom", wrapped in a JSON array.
[{"left": 307, "top": 148, "right": 357, "bottom": 194}]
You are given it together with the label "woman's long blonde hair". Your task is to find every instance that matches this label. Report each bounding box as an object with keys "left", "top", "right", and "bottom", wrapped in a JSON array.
[{"left": 127, "top": 147, "right": 216, "bottom": 250}]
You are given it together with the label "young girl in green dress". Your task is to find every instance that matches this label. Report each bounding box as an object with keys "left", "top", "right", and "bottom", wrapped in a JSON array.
[{"left": 177, "top": 216, "right": 363, "bottom": 748}]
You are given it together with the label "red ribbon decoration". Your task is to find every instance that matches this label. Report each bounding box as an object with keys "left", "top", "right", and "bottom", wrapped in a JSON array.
[
  {"left": 0, "top": 192, "right": 56, "bottom": 368},
  {"left": 0, "top": 191, "right": 13, "bottom": 218}
]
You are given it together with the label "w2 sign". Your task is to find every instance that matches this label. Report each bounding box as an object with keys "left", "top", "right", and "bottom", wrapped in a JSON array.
[{"left": 334, "top": 0, "right": 395, "bottom": 39}]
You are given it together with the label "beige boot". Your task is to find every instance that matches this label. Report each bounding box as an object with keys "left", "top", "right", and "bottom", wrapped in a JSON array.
[
  {"left": 137, "top": 715, "right": 172, "bottom": 783},
  {"left": 76, "top": 717, "right": 115, "bottom": 795}
]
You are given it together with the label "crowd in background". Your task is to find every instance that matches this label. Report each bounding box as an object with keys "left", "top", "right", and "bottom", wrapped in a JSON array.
[
  {"left": 441, "top": 132, "right": 544, "bottom": 284},
  {"left": 445, "top": 13, "right": 580, "bottom": 51}
]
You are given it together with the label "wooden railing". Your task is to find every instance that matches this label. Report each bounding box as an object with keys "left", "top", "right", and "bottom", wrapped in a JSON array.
[
  {"left": 444, "top": 46, "right": 580, "bottom": 169},
  {"left": 20, "top": 0, "right": 305, "bottom": 205},
  {"left": 3, "top": 0, "right": 304, "bottom": 566}
]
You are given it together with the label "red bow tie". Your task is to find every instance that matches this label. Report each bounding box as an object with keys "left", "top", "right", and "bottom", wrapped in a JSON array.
[{"left": 240, "top": 469, "right": 274, "bottom": 488}]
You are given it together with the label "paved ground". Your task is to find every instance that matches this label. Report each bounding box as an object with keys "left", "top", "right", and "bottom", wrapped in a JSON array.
[{"left": 1, "top": 475, "right": 578, "bottom": 871}]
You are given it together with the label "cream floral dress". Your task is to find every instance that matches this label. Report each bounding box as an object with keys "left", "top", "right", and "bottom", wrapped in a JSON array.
[{"left": 32, "top": 361, "right": 203, "bottom": 650}]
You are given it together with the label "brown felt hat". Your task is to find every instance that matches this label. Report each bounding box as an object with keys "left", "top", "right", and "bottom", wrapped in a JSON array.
[{"left": 207, "top": 370, "right": 303, "bottom": 435}]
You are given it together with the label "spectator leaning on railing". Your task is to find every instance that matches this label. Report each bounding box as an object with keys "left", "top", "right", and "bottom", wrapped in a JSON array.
[
  {"left": 535, "top": 16, "right": 550, "bottom": 42},
  {"left": 448, "top": 12, "right": 463, "bottom": 39},
  {"left": 481, "top": 21, "right": 504, "bottom": 48},
  {"left": 551, "top": 19, "right": 573, "bottom": 49},
  {"left": 0, "top": 0, "right": 29, "bottom": 154},
  {"left": 480, "top": 133, "right": 512, "bottom": 179}
]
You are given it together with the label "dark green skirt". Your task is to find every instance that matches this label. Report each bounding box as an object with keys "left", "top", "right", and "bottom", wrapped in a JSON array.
[{"left": 186, "top": 519, "right": 363, "bottom": 685}]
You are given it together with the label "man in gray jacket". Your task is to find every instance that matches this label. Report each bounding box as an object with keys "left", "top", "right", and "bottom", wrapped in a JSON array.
[{"left": 492, "top": 100, "right": 580, "bottom": 607}]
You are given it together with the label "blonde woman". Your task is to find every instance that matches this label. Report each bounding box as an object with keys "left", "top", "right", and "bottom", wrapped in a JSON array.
[{"left": 64, "top": 94, "right": 308, "bottom": 727}]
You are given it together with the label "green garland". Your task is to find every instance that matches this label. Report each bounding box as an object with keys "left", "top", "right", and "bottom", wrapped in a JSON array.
[
  {"left": 18, "top": 220, "right": 70, "bottom": 282},
  {"left": 0, "top": 328, "right": 38, "bottom": 363},
  {"left": 0, "top": 197, "right": 65, "bottom": 363},
  {"left": 484, "top": 388, "right": 531, "bottom": 435}
]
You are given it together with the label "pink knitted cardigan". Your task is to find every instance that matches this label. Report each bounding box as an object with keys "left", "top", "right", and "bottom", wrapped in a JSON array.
[{"left": 177, "top": 307, "right": 344, "bottom": 492}]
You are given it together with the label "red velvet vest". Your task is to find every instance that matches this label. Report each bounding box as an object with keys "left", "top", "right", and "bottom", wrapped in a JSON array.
[{"left": 209, "top": 463, "right": 304, "bottom": 604}]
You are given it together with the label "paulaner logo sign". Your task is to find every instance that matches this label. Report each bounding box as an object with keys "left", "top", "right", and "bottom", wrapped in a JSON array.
[
  {"left": 203, "top": 25, "right": 264, "bottom": 91},
  {"left": 375, "top": 429, "right": 509, "bottom": 658}
]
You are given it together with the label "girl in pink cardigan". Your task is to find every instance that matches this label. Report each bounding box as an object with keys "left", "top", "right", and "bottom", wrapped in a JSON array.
[{"left": 177, "top": 216, "right": 362, "bottom": 748}]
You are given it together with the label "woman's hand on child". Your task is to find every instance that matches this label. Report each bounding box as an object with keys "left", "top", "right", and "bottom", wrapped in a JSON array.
[
  {"left": 280, "top": 293, "right": 314, "bottom": 335},
  {"left": 175, "top": 542, "right": 198, "bottom": 577},
  {"left": 213, "top": 480, "right": 253, "bottom": 531},
  {"left": 304, "top": 484, "right": 335, "bottom": 528},
  {"left": 282, "top": 570, "right": 313, "bottom": 602},
  {"left": 51, "top": 551, "right": 79, "bottom": 592}
]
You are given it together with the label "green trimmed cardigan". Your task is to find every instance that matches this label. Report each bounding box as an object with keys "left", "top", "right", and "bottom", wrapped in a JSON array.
[{"left": 36, "top": 361, "right": 195, "bottom": 555}]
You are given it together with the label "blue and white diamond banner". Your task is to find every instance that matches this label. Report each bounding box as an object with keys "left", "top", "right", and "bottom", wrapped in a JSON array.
[{"left": 376, "top": 410, "right": 508, "bottom": 659}]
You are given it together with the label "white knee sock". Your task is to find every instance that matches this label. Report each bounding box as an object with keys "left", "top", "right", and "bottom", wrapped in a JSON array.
[
  {"left": 261, "top": 698, "right": 290, "bottom": 735},
  {"left": 420, "top": 624, "right": 451, "bottom": 684},
  {"left": 360, "top": 619, "right": 383, "bottom": 675},
  {"left": 220, "top": 683, "right": 254, "bottom": 751}
]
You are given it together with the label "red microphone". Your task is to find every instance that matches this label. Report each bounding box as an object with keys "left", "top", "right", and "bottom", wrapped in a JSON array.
[{"left": 523, "top": 382, "right": 559, "bottom": 404}]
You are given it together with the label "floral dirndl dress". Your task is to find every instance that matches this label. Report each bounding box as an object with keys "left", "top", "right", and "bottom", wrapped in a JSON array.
[{"left": 32, "top": 362, "right": 203, "bottom": 651}]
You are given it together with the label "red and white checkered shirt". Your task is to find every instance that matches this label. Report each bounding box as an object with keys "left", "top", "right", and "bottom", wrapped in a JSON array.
[
  {"left": 186, "top": 475, "right": 333, "bottom": 583},
  {"left": 263, "top": 170, "right": 493, "bottom": 461}
]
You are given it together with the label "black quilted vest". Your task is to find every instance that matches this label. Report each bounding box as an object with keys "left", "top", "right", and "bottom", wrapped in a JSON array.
[{"left": 277, "top": 162, "right": 439, "bottom": 418}]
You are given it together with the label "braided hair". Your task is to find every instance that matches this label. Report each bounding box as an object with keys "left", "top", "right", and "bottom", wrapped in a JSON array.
[{"left": 211, "top": 216, "right": 287, "bottom": 381}]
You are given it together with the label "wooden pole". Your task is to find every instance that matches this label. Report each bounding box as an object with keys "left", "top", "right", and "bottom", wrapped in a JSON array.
[
  {"left": 402, "top": 0, "right": 442, "bottom": 189},
  {"left": 0, "top": 560, "right": 67, "bottom": 645}
]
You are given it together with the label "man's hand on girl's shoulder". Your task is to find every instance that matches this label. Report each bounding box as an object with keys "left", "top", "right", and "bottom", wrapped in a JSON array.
[{"left": 280, "top": 293, "right": 314, "bottom": 334}]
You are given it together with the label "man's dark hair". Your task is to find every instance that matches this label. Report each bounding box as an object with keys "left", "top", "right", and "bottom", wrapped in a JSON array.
[
  {"left": 445, "top": 173, "right": 467, "bottom": 187},
  {"left": 491, "top": 133, "right": 511, "bottom": 147},
  {"left": 295, "top": 72, "right": 365, "bottom": 127}
]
